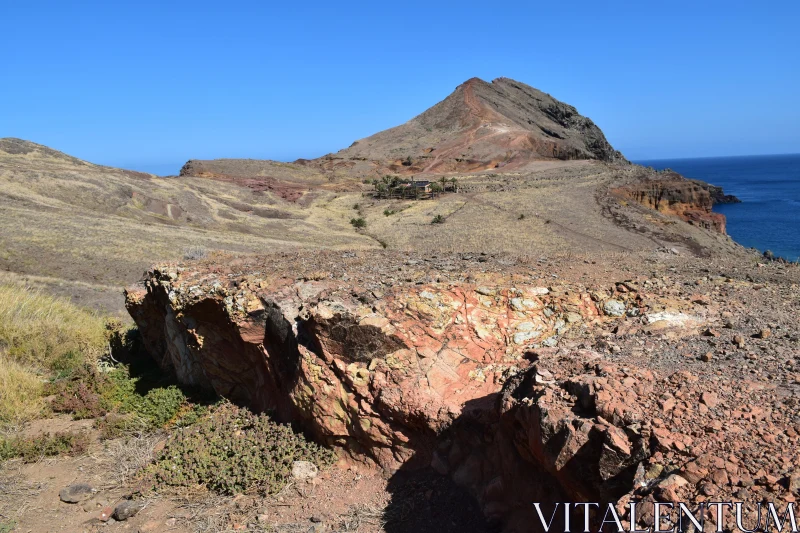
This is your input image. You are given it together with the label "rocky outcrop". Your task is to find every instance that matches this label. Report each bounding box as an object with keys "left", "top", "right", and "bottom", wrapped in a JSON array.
[
  {"left": 126, "top": 262, "right": 622, "bottom": 469},
  {"left": 690, "top": 179, "right": 741, "bottom": 205},
  {"left": 126, "top": 253, "right": 799, "bottom": 531},
  {"left": 614, "top": 178, "right": 728, "bottom": 233}
]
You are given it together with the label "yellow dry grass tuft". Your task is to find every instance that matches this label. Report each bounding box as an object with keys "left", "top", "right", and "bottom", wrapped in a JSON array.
[
  {"left": 0, "top": 354, "right": 44, "bottom": 427},
  {"left": 0, "top": 283, "right": 107, "bottom": 370}
]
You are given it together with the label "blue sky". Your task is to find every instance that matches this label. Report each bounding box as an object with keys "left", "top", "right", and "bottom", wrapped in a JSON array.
[{"left": 2, "top": 1, "right": 798, "bottom": 174}]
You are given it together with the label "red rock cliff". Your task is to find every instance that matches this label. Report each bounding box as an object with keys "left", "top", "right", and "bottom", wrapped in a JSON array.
[{"left": 614, "top": 178, "right": 727, "bottom": 233}]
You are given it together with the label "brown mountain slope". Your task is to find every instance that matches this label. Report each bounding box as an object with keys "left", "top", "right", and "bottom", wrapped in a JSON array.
[
  {"left": 318, "top": 77, "right": 624, "bottom": 176},
  {"left": 0, "top": 138, "right": 375, "bottom": 311}
]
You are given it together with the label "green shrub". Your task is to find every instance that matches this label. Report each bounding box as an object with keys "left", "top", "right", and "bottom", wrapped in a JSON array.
[
  {"left": 350, "top": 217, "right": 367, "bottom": 229},
  {"left": 104, "top": 366, "right": 188, "bottom": 429},
  {"left": 431, "top": 214, "right": 445, "bottom": 224},
  {"left": 383, "top": 209, "right": 395, "bottom": 216},
  {"left": 0, "top": 431, "right": 89, "bottom": 462},
  {"left": 49, "top": 363, "right": 193, "bottom": 431},
  {"left": 144, "top": 403, "right": 336, "bottom": 495}
]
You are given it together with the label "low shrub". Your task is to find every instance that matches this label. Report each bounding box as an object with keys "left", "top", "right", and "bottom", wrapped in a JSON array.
[
  {"left": 143, "top": 403, "right": 336, "bottom": 495},
  {"left": 48, "top": 365, "right": 110, "bottom": 419},
  {"left": 183, "top": 246, "right": 207, "bottom": 260},
  {"left": 431, "top": 214, "right": 445, "bottom": 224},
  {"left": 96, "top": 413, "right": 146, "bottom": 440},
  {"left": 350, "top": 217, "right": 366, "bottom": 229},
  {"left": 103, "top": 365, "right": 189, "bottom": 429},
  {"left": 383, "top": 209, "right": 395, "bottom": 216},
  {"left": 0, "top": 431, "right": 90, "bottom": 463},
  {"left": 49, "top": 362, "right": 194, "bottom": 431}
]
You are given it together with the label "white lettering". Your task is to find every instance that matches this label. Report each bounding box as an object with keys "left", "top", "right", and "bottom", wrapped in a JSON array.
[{"left": 534, "top": 503, "right": 560, "bottom": 532}]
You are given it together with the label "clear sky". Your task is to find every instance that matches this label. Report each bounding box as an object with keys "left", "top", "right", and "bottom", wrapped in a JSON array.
[{"left": 2, "top": 1, "right": 798, "bottom": 174}]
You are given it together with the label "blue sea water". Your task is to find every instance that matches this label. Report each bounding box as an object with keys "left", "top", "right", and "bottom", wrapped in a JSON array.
[{"left": 636, "top": 154, "right": 800, "bottom": 262}]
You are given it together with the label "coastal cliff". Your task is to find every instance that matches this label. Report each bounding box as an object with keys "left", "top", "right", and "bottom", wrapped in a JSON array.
[{"left": 614, "top": 177, "right": 729, "bottom": 233}]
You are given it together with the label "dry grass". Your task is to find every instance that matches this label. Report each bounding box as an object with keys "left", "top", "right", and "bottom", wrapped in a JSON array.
[
  {"left": 0, "top": 283, "right": 108, "bottom": 429},
  {"left": 102, "top": 432, "right": 162, "bottom": 486},
  {"left": 0, "top": 355, "right": 44, "bottom": 428},
  {"left": 0, "top": 283, "right": 107, "bottom": 370}
]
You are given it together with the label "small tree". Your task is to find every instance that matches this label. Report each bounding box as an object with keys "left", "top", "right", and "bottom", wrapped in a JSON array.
[
  {"left": 440, "top": 176, "right": 448, "bottom": 192},
  {"left": 350, "top": 218, "right": 367, "bottom": 229},
  {"left": 450, "top": 177, "right": 458, "bottom": 192}
]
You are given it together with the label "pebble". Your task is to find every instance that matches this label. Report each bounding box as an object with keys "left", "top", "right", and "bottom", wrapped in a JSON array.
[
  {"left": 603, "top": 299, "right": 626, "bottom": 317},
  {"left": 292, "top": 460, "right": 319, "bottom": 480}
]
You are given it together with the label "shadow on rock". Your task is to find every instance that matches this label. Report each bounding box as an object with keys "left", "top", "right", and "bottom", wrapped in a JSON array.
[{"left": 382, "top": 463, "right": 498, "bottom": 533}]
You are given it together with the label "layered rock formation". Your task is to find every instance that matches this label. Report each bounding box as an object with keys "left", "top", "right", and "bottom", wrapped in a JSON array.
[
  {"left": 614, "top": 176, "right": 728, "bottom": 233},
  {"left": 126, "top": 252, "right": 800, "bottom": 531}
]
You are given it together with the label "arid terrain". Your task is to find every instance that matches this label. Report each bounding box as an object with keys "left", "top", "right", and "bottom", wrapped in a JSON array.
[{"left": 1, "top": 77, "right": 797, "bottom": 533}]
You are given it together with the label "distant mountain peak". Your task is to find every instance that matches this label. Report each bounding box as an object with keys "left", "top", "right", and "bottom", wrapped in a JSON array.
[{"left": 330, "top": 77, "right": 624, "bottom": 174}]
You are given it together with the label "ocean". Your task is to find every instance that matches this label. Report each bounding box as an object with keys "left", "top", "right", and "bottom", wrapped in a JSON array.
[{"left": 637, "top": 154, "right": 800, "bottom": 262}]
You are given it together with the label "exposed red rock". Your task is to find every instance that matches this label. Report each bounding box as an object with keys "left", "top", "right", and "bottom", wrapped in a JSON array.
[
  {"left": 126, "top": 251, "right": 800, "bottom": 531},
  {"left": 614, "top": 178, "right": 727, "bottom": 233}
]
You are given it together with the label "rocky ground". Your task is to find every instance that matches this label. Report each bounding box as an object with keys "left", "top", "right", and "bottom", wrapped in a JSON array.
[
  {"left": 1, "top": 77, "right": 795, "bottom": 533},
  {"left": 113, "top": 249, "right": 800, "bottom": 532}
]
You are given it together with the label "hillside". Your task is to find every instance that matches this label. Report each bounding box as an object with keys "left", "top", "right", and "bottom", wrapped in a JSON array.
[
  {"left": 0, "top": 139, "right": 374, "bottom": 311},
  {"left": 0, "top": 78, "right": 745, "bottom": 313}
]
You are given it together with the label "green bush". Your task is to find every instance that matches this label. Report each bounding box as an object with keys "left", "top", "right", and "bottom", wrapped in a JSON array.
[
  {"left": 144, "top": 403, "right": 336, "bottom": 495},
  {"left": 383, "top": 209, "right": 395, "bottom": 216},
  {"left": 0, "top": 431, "right": 89, "bottom": 463},
  {"left": 49, "top": 363, "right": 193, "bottom": 431},
  {"left": 431, "top": 214, "right": 445, "bottom": 224},
  {"left": 104, "top": 366, "right": 188, "bottom": 429},
  {"left": 350, "top": 217, "right": 367, "bottom": 229}
]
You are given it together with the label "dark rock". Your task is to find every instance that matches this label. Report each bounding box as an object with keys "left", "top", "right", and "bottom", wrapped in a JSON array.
[
  {"left": 113, "top": 500, "right": 145, "bottom": 521},
  {"left": 59, "top": 483, "right": 96, "bottom": 504}
]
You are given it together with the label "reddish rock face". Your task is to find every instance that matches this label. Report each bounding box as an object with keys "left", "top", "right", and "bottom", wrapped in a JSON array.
[
  {"left": 125, "top": 254, "right": 798, "bottom": 531},
  {"left": 614, "top": 179, "right": 727, "bottom": 233}
]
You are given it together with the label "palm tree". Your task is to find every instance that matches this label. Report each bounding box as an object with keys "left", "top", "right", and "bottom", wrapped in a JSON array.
[
  {"left": 450, "top": 177, "right": 458, "bottom": 193},
  {"left": 439, "top": 176, "right": 447, "bottom": 193}
]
